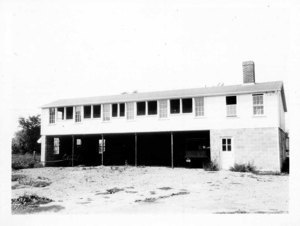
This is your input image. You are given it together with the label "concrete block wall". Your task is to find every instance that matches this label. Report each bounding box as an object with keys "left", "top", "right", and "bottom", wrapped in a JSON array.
[{"left": 210, "top": 127, "right": 280, "bottom": 171}]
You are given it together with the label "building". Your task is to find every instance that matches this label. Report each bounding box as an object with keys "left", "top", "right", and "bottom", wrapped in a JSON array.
[{"left": 40, "top": 61, "right": 287, "bottom": 171}]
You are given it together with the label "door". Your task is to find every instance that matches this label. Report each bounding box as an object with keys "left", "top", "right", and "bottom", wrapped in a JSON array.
[{"left": 221, "top": 138, "right": 234, "bottom": 169}]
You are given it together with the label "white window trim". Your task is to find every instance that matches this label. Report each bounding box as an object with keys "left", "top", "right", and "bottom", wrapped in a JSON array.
[{"left": 253, "top": 94, "right": 265, "bottom": 116}]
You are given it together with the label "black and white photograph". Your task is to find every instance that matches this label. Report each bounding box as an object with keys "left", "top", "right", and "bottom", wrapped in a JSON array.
[{"left": 1, "top": 0, "right": 300, "bottom": 225}]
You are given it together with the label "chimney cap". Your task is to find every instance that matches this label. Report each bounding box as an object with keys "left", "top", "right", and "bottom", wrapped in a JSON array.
[{"left": 242, "top": 61, "right": 255, "bottom": 66}]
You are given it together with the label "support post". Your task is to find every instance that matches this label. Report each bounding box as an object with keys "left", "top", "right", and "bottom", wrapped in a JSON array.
[
  {"left": 135, "top": 133, "right": 137, "bottom": 167},
  {"left": 171, "top": 132, "right": 174, "bottom": 169},
  {"left": 101, "top": 134, "right": 104, "bottom": 166},
  {"left": 72, "top": 135, "right": 74, "bottom": 167}
]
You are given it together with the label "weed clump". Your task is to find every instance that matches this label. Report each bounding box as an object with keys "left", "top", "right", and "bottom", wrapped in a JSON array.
[
  {"left": 230, "top": 163, "right": 257, "bottom": 173},
  {"left": 204, "top": 160, "right": 219, "bottom": 171}
]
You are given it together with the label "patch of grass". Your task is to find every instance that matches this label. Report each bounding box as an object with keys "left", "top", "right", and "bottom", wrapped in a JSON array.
[
  {"left": 12, "top": 174, "right": 27, "bottom": 182},
  {"left": 12, "top": 194, "right": 53, "bottom": 208},
  {"left": 230, "top": 163, "right": 257, "bottom": 173},
  {"left": 204, "top": 160, "right": 219, "bottom": 171},
  {"left": 135, "top": 191, "right": 190, "bottom": 203},
  {"left": 12, "top": 153, "right": 42, "bottom": 170}
]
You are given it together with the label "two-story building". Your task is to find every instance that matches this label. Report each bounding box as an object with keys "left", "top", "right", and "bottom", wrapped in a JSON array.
[{"left": 40, "top": 61, "right": 287, "bottom": 171}]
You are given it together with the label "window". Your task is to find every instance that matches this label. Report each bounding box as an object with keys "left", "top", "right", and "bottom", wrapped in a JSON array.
[
  {"left": 49, "top": 108, "right": 55, "bottom": 124},
  {"left": 126, "top": 102, "right": 134, "bottom": 120},
  {"left": 112, "top": 104, "right": 118, "bottom": 117},
  {"left": 170, "top": 99, "right": 180, "bottom": 114},
  {"left": 182, "top": 98, "right": 193, "bottom": 113},
  {"left": 159, "top": 100, "right": 168, "bottom": 118},
  {"left": 195, "top": 97, "right": 204, "bottom": 116},
  {"left": 99, "top": 139, "right": 106, "bottom": 154},
  {"left": 54, "top": 138, "right": 59, "bottom": 154},
  {"left": 103, "top": 104, "right": 111, "bottom": 121},
  {"left": 76, "top": 139, "right": 82, "bottom": 146},
  {"left": 75, "top": 106, "right": 81, "bottom": 122},
  {"left": 226, "top": 96, "right": 237, "bottom": 117},
  {"left": 148, "top": 101, "right": 157, "bottom": 115},
  {"left": 57, "top": 107, "right": 64, "bottom": 120},
  {"left": 222, "top": 138, "right": 232, "bottom": 151},
  {"left": 93, "top": 105, "right": 101, "bottom": 118},
  {"left": 253, "top": 94, "right": 264, "bottom": 115},
  {"left": 66, "top": 107, "right": 73, "bottom": 119},
  {"left": 119, "top": 103, "right": 125, "bottom": 117},
  {"left": 84, "top": 106, "right": 91, "bottom": 118},
  {"left": 137, "top": 102, "right": 146, "bottom": 116}
]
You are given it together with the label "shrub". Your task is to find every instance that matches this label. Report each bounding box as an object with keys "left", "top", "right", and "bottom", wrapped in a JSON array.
[
  {"left": 204, "top": 160, "right": 219, "bottom": 171},
  {"left": 230, "top": 163, "right": 257, "bottom": 173},
  {"left": 12, "top": 153, "right": 41, "bottom": 170}
]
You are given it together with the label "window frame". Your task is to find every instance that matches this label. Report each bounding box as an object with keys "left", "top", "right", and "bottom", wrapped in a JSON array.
[
  {"left": 182, "top": 98, "right": 193, "bottom": 113},
  {"left": 226, "top": 96, "right": 237, "bottom": 117},
  {"left": 222, "top": 138, "right": 232, "bottom": 152},
  {"left": 136, "top": 101, "right": 146, "bottom": 116},
  {"left": 103, "top": 104, "right": 111, "bottom": 121},
  {"left": 93, "top": 105, "right": 101, "bottom": 118},
  {"left": 253, "top": 94, "right": 264, "bottom": 116},
  {"left": 75, "top": 106, "right": 82, "bottom": 123},
  {"left": 159, "top": 100, "right": 168, "bottom": 118},
  {"left": 83, "top": 105, "right": 92, "bottom": 119},
  {"left": 119, "top": 103, "right": 125, "bottom": 117},
  {"left": 170, "top": 99, "right": 180, "bottom": 114},
  {"left": 194, "top": 97, "right": 204, "bottom": 117},
  {"left": 54, "top": 137, "right": 60, "bottom": 154},
  {"left": 66, "top": 106, "right": 73, "bottom": 120},
  {"left": 147, "top": 101, "right": 157, "bottom": 115},
  {"left": 126, "top": 102, "right": 135, "bottom": 120},
  {"left": 112, "top": 103, "right": 118, "bottom": 117},
  {"left": 49, "top": 108, "right": 55, "bottom": 124}
]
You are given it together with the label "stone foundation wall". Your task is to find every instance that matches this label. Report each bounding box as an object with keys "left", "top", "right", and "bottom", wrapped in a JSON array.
[{"left": 210, "top": 127, "right": 280, "bottom": 171}]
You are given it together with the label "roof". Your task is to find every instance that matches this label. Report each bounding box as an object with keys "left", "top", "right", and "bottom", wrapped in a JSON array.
[{"left": 42, "top": 81, "right": 287, "bottom": 112}]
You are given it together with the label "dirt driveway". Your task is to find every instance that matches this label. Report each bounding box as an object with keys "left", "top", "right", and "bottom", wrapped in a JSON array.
[{"left": 11, "top": 166, "right": 288, "bottom": 214}]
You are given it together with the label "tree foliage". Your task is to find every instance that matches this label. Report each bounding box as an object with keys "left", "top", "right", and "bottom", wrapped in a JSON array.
[{"left": 12, "top": 115, "right": 41, "bottom": 154}]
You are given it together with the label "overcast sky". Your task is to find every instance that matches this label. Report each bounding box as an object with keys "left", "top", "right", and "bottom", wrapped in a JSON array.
[{"left": 1, "top": 0, "right": 294, "bottom": 133}]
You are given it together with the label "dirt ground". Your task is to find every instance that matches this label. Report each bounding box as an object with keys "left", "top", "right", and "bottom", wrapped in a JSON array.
[{"left": 11, "top": 166, "right": 289, "bottom": 214}]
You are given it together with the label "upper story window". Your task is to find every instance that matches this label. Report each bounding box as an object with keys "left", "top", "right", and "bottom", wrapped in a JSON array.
[
  {"left": 137, "top": 102, "right": 146, "bottom": 116},
  {"left": 148, "top": 101, "right": 157, "bottom": 115},
  {"left": 103, "top": 104, "right": 111, "bottom": 121},
  {"left": 226, "top": 96, "right": 237, "bottom": 117},
  {"left": 195, "top": 97, "right": 204, "bottom": 116},
  {"left": 57, "top": 107, "right": 64, "bottom": 120},
  {"left": 159, "top": 100, "right": 168, "bottom": 118},
  {"left": 93, "top": 105, "right": 101, "bottom": 118},
  {"left": 126, "top": 102, "right": 134, "bottom": 120},
  {"left": 170, "top": 99, "right": 180, "bottom": 114},
  {"left": 182, "top": 98, "right": 193, "bottom": 113},
  {"left": 84, "top": 106, "right": 91, "bottom": 118},
  {"left": 49, "top": 108, "right": 55, "bottom": 124},
  {"left": 253, "top": 94, "right": 264, "bottom": 115},
  {"left": 120, "top": 103, "right": 125, "bottom": 117},
  {"left": 75, "top": 106, "right": 81, "bottom": 122},
  {"left": 112, "top": 104, "right": 118, "bottom": 117},
  {"left": 66, "top": 107, "right": 73, "bottom": 119}
]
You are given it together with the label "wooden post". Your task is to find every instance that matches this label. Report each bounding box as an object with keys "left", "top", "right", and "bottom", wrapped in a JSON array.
[
  {"left": 72, "top": 135, "right": 74, "bottom": 167},
  {"left": 101, "top": 134, "right": 104, "bottom": 166},
  {"left": 135, "top": 133, "right": 137, "bottom": 167},
  {"left": 171, "top": 132, "right": 174, "bottom": 169}
]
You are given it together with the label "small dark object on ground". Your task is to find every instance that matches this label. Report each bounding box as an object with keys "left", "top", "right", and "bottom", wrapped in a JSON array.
[
  {"left": 135, "top": 191, "right": 189, "bottom": 203},
  {"left": 230, "top": 163, "right": 257, "bottom": 173},
  {"left": 106, "top": 187, "right": 124, "bottom": 194},
  {"left": 204, "top": 160, "right": 219, "bottom": 171},
  {"left": 158, "top": 187, "right": 172, "bottom": 190}
]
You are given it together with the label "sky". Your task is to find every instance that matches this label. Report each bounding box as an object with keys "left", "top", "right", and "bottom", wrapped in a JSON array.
[{"left": 0, "top": 0, "right": 294, "bottom": 134}]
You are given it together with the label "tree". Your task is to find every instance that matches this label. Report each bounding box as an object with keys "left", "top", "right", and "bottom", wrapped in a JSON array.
[{"left": 12, "top": 115, "right": 41, "bottom": 154}]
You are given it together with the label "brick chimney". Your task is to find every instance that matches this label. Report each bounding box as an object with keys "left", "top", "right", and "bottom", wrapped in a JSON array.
[{"left": 242, "top": 61, "right": 255, "bottom": 84}]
